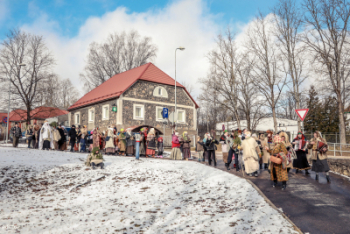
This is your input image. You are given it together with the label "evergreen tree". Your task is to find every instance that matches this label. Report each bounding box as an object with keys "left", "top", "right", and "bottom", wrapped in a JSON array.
[
  {"left": 320, "top": 96, "right": 339, "bottom": 132},
  {"left": 304, "top": 86, "right": 323, "bottom": 133}
]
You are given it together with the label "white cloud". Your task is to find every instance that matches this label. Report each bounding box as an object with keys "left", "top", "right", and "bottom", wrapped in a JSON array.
[
  {"left": 20, "top": 0, "right": 222, "bottom": 99},
  {"left": 0, "top": 0, "right": 9, "bottom": 24}
]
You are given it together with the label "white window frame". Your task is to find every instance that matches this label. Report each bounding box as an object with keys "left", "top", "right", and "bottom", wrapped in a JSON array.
[
  {"left": 156, "top": 106, "right": 165, "bottom": 122},
  {"left": 153, "top": 86, "right": 168, "bottom": 98},
  {"left": 102, "top": 104, "right": 109, "bottom": 120},
  {"left": 74, "top": 112, "right": 80, "bottom": 125},
  {"left": 88, "top": 108, "right": 95, "bottom": 122},
  {"left": 177, "top": 109, "right": 186, "bottom": 123},
  {"left": 133, "top": 104, "right": 144, "bottom": 120}
]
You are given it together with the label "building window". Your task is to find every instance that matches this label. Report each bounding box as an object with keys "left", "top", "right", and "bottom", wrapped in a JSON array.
[
  {"left": 133, "top": 104, "right": 144, "bottom": 120},
  {"left": 177, "top": 110, "right": 186, "bottom": 123},
  {"left": 156, "top": 106, "right": 164, "bottom": 121},
  {"left": 153, "top": 86, "right": 168, "bottom": 98},
  {"left": 102, "top": 105, "right": 109, "bottom": 120},
  {"left": 75, "top": 113, "right": 80, "bottom": 124},
  {"left": 89, "top": 109, "right": 95, "bottom": 122}
]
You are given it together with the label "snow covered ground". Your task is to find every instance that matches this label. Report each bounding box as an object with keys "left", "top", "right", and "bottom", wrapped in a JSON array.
[{"left": 0, "top": 147, "right": 298, "bottom": 234}]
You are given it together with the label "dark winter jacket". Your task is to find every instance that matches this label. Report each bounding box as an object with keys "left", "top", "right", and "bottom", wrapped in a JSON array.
[
  {"left": 205, "top": 138, "right": 219, "bottom": 151},
  {"left": 68, "top": 128, "right": 77, "bottom": 143},
  {"left": 126, "top": 132, "right": 135, "bottom": 147},
  {"left": 12, "top": 126, "right": 21, "bottom": 138}
]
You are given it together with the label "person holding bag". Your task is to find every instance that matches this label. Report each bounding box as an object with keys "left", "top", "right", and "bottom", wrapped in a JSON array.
[
  {"left": 308, "top": 131, "right": 330, "bottom": 182},
  {"left": 267, "top": 135, "right": 288, "bottom": 190}
]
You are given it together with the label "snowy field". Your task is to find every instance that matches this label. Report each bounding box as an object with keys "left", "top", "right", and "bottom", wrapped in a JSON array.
[{"left": 0, "top": 147, "right": 298, "bottom": 234}]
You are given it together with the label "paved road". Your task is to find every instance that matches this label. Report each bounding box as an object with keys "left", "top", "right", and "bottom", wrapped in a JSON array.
[{"left": 198, "top": 156, "right": 350, "bottom": 234}]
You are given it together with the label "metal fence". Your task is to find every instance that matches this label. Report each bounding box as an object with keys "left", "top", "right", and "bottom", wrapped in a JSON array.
[
  {"left": 163, "top": 135, "right": 196, "bottom": 148},
  {"left": 290, "top": 133, "right": 350, "bottom": 144},
  {"left": 325, "top": 143, "right": 350, "bottom": 157}
]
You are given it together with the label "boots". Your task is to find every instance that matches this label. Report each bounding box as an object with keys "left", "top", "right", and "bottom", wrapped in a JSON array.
[
  {"left": 282, "top": 184, "right": 287, "bottom": 190},
  {"left": 315, "top": 174, "right": 319, "bottom": 181},
  {"left": 272, "top": 181, "right": 277, "bottom": 188},
  {"left": 295, "top": 169, "right": 299, "bottom": 174},
  {"left": 326, "top": 175, "right": 331, "bottom": 183},
  {"left": 305, "top": 170, "right": 310, "bottom": 175},
  {"left": 254, "top": 171, "right": 258, "bottom": 177}
]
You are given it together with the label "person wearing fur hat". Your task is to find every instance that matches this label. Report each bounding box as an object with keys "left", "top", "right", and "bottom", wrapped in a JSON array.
[
  {"left": 195, "top": 136, "right": 205, "bottom": 162},
  {"left": 85, "top": 147, "right": 104, "bottom": 169},
  {"left": 307, "top": 131, "right": 330, "bottom": 182},
  {"left": 180, "top": 131, "right": 192, "bottom": 160},
  {"left": 171, "top": 129, "right": 182, "bottom": 160},
  {"left": 126, "top": 128, "right": 135, "bottom": 156},
  {"left": 268, "top": 135, "right": 289, "bottom": 190},
  {"left": 292, "top": 131, "right": 311, "bottom": 174},
  {"left": 241, "top": 131, "right": 261, "bottom": 177},
  {"left": 117, "top": 129, "right": 126, "bottom": 155},
  {"left": 105, "top": 127, "right": 117, "bottom": 155},
  {"left": 261, "top": 130, "right": 274, "bottom": 170},
  {"left": 205, "top": 131, "right": 219, "bottom": 166},
  {"left": 146, "top": 128, "right": 157, "bottom": 157}
]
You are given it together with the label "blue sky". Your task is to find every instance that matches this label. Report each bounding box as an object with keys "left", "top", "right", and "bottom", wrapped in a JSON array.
[
  {"left": 0, "top": 0, "right": 295, "bottom": 39},
  {"left": 0, "top": 0, "right": 304, "bottom": 97}
]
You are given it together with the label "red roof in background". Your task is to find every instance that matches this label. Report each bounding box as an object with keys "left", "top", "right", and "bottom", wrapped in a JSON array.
[
  {"left": 68, "top": 63, "right": 199, "bottom": 110},
  {"left": 8, "top": 107, "right": 68, "bottom": 122}
]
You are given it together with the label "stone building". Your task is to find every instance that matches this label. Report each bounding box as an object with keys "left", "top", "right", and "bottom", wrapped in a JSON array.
[{"left": 67, "top": 63, "right": 199, "bottom": 137}]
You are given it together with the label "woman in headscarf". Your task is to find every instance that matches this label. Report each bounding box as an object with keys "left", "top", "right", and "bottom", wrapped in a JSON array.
[
  {"left": 39, "top": 121, "right": 54, "bottom": 150},
  {"left": 181, "top": 131, "right": 192, "bottom": 161},
  {"left": 117, "top": 129, "right": 126, "bottom": 156},
  {"left": 51, "top": 124, "right": 61, "bottom": 150},
  {"left": 279, "top": 131, "right": 294, "bottom": 173},
  {"left": 292, "top": 131, "right": 311, "bottom": 174},
  {"left": 92, "top": 128, "right": 101, "bottom": 148},
  {"left": 146, "top": 128, "right": 157, "bottom": 158},
  {"left": 220, "top": 130, "right": 230, "bottom": 170},
  {"left": 261, "top": 130, "right": 274, "bottom": 170},
  {"left": 105, "top": 127, "right": 117, "bottom": 155},
  {"left": 170, "top": 129, "right": 182, "bottom": 160},
  {"left": 267, "top": 135, "right": 288, "bottom": 190},
  {"left": 126, "top": 128, "right": 135, "bottom": 156},
  {"left": 308, "top": 131, "right": 330, "bottom": 182}
]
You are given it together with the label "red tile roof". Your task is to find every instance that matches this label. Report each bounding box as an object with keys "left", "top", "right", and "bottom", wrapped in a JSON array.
[
  {"left": 68, "top": 63, "right": 199, "bottom": 110},
  {"left": 8, "top": 107, "right": 68, "bottom": 122}
]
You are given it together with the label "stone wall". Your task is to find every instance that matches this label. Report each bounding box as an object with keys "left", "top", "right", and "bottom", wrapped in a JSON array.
[
  {"left": 69, "top": 99, "right": 117, "bottom": 131},
  {"left": 123, "top": 80, "right": 194, "bottom": 106},
  {"left": 328, "top": 158, "right": 350, "bottom": 177}
]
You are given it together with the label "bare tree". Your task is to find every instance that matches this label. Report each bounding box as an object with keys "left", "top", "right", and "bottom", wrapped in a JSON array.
[
  {"left": 200, "top": 28, "right": 241, "bottom": 129},
  {"left": 273, "top": 0, "right": 308, "bottom": 130},
  {"left": 60, "top": 78, "right": 79, "bottom": 109},
  {"left": 0, "top": 29, "right": 55, "bottom": 124},
  {"left": 80, "top": 30, "right": 158, "bottom": 92},
  {"left": 245, "top": 13, "right": 287, "bottom": 132},
  {"left": 180, "top": 80, "right": 195, "bottom": 96},
  {"left": 302, "top": 0, "right": 350, "bottom": 144}
]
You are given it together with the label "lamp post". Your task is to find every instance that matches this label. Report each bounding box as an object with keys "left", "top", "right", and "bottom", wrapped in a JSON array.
[
  {"left": 174, "top": 47, "right": 185, "bottom": 130},
  {"left": 6, "top": 63, "right": 26, "bottom": 144}
]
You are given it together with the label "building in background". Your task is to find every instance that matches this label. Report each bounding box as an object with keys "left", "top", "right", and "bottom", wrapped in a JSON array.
[{"left": 68, "top": 63, "right": 199, "bottom": 137}]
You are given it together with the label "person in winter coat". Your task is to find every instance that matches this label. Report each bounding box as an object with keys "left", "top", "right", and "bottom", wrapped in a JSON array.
[
  {"left": 252, "top": 133, "right": 263, "bottom": 170},
  {"left": 126, "top": 129, "right": 135, "bottom": 156},
  {"left": 170, "top": 130, "right": 182, "bottom": 160},
  {"left": 228, "top": 130, "right": 241, "bottom": 171},
  {"left": 118, "top": 129, "right": 126, "bottom": 155},
  {"left": 181, "top": 131, "right": 191, "bottom": 160},
  {"left": 52, "top": 126, "right": 61, "bottom": 150},
  {"left": 11, "top": 123, "right": 22, "bottom": 147},
  {"left": 241, "top": 132, "right": 261, "bottom": 177},
  {"left": 68, "top": 125, "right": 77, "bottom": 152},
  {"left": 292, "top": 131, "right": 311, "bottom": 174},
  {"left": 146, "top": 128, "right": 157, "bottom": 158},
  {"left": 308, "top": 131, "right": 330, "bottom": 182},
  {"left": 105, "top": 127, "right": 117, "bottom": 155},
  {"left": 33, "top": 125, "right": 40, "bottom": 149},
  {"left": 85, "top": 147, "right": 104, "bottom": 169},
  {"left": 279, "top": 131, "right": 294, "bottom": 173},
  {"left": 157, "top": 137, "right": 164, "bottom": 157},
  {"left": 268, "top": 135, "right": 289, "bottom": 190},
  {"left": 80, "top": 126, "right": 88, "bottom": 152},
  {"left": 261, "top": 130, "right": 274, "bottom": 170},
  {"left": 39, "top": 122, "right": 54, "bottom": 150},
  {"left": 220, "top": 131, "right": 230, "bottom": 170},
  {"left": 196, "top": 136, "right": 204, "bottom": 162},
  {"left": 26, "top": 125, "right": 34, "bottom": 148},
  {"left": 58, "top": 125, "right": 66, "bottom": 151},
  {"left": 205, "top": 132, "right": 219, "bottom": 166}
]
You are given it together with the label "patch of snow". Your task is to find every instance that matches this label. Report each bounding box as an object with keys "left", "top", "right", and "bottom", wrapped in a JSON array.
[{"left": 0, "top": 148, "right": 298, "bottom": 233}]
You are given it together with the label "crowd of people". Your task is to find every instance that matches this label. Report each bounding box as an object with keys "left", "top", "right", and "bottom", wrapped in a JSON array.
[
  {"left": 10, "top": 122, "right": 331, "bottom": 188},
  {"left": 205, "top": 128, "right": 331, "bottom": 190}
]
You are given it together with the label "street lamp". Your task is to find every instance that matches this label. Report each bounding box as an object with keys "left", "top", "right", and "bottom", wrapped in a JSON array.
[
  {"left": 6, "top": 63, "right": 26, "bottom": 144},
  {"left": 174, "top": 47, "right": 185, "bottom": 130}
]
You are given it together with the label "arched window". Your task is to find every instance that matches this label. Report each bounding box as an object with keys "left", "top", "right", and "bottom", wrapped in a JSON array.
[{"left": 153, "top": 86, "right": 168, "bottom": 98}]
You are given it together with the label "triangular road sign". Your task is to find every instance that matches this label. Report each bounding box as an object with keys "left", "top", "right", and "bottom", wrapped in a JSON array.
[{"left": 295, "top": 109, "right": 309, "bottom": 121}]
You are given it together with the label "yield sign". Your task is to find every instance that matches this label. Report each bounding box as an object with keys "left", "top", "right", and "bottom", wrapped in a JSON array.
[{"left": 295, "top": 109, "right": 309, "bottom": 121}]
